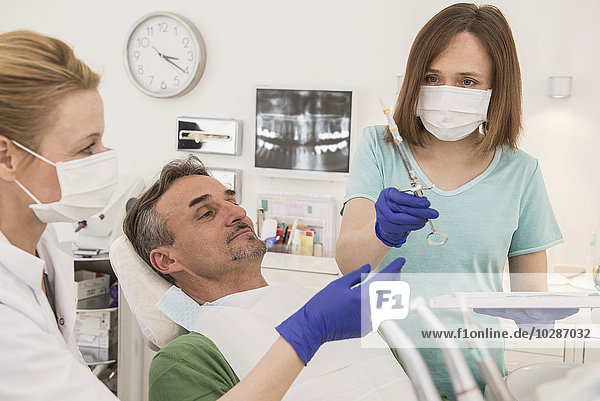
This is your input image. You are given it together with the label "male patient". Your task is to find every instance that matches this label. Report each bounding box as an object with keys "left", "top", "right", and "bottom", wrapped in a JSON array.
[{"left": 123, "top": 155, "right": 415, "bottom": 401}]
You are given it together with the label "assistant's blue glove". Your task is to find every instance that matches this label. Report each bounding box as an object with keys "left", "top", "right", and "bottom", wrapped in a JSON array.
[
  {"left": 374, "top": 187, "right": 439, "bottom": 247},
  {"left": 474, "top": 308, "right": 579, "bottom": 332},
  {"left": 276, "top": 257, "right": 405, "bottom": 364}
]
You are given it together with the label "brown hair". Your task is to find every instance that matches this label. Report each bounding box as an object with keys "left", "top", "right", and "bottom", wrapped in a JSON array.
[
  {"left": 390, "top": 3, "right": 522, "bottom": 154},
  {"left": 0, "top": 30, "right": 100, "bottom": 150},
  {"left": 123, "top": 155, "right": 211, "bottom": 284}
]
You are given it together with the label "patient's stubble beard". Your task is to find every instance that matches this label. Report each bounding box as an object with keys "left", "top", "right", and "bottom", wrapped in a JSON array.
[{"left": 227, "top": 225, "right": 267, "bottom": 261}]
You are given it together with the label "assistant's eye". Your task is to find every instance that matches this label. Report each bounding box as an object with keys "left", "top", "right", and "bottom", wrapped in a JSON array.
[
  {"left": 461, "top": 79, "right": 477, "bottom": 86},
  {"left": 80, "top": 142, "right": 96, "bottom": 155},
  {"left": 425, "top": 75, "right": 439, "bottom": 84}
]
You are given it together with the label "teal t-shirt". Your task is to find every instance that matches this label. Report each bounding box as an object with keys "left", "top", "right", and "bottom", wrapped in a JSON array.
[{"left": 343, "top": 125, "right": 563, "bottom": 399}]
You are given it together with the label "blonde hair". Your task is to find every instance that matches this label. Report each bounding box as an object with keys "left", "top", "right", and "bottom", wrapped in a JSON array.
[
  {"left": 0, "top": 30, "right": 100, "bottom": 150},
  {"left": 389, "top": 3, "right": 522, "bottom": 154}
]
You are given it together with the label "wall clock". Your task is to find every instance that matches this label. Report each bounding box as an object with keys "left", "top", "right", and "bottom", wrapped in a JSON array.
[{"left": 124, "top": 12, "right": 206, "bottom": 98}]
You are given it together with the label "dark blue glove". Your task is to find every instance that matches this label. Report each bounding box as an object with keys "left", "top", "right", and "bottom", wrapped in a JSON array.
[
  {"left": 276, "top": 257, "right": 405, "bottom": 364},
  {"left": 374, "top": 187, "right": 439, "bottom": 247},
  {"left": 474, "top": 308, "right": 579, "bottom": 332}
]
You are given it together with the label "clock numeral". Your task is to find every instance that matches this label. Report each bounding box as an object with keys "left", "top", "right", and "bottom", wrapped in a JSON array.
[
  {"left": 133, "top": 50, "right": 140, "bottom": 60},
  {"left": 137, "top": 65, "right": 144, "bottom": 75},
  {"left": 173, "top": 26, "right": 178, "bottom": 36},
  {"left": 174, "top": 76, "right": 180, "bottom": 86},
  {"left": 158, "top": 22, "right": 168, "bottom": 33},
  {"left": 184, "top": 66, "right": 189, "bottom": 74},
  {"left": 187, "top": 51, "right": 194, "bottom": 61},
  {"left": 182, "top": 37, "right": 190, "bottom": 48},
  {"left": 146, "top": 26, "right": 153, "bottom": 36},
  {"left": 160, "top": 80, "right": 167, "bottom": 90},
  {"left": 137, "top": 37, "right": 150, "bottom": 48},
  {"left": 148, "top": 75, "right": 154, "bottom": 86}
]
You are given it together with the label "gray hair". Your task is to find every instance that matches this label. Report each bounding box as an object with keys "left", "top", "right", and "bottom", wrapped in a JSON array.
[{"left": 123, "top": 155, "right": 210, "bottom": 284}]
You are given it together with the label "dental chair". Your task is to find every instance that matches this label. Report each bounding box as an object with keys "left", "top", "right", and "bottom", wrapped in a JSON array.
[
  {"left": 109, "top": 234, "right": 424, "bottom": 401},
  {"left": 109, "top": 235, "right": 186, "bottom": 351}
]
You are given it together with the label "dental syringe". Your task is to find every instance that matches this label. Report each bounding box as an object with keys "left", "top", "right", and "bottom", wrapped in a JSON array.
[{"left": 379, "top": 100, "right": 448, "bottom": 246}]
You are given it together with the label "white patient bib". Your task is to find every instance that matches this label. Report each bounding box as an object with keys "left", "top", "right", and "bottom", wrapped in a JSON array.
[{"left": 157, "top": 282, "right": 417, "bottom": 401}]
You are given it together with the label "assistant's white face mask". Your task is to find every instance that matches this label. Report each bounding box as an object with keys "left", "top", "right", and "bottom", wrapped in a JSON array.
[
  {"left": 416, "top": 85, "right": 492, "bottom": 141},
  {"left": 12, "top": 140, "right": 118, "bottom": 223}
]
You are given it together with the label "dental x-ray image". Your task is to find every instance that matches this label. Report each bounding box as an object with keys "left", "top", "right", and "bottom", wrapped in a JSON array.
[{"left": 255, "top": 88, "right": 352, "bottom": 173}]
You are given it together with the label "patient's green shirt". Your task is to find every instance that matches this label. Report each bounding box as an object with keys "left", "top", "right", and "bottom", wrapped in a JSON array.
[{"left": 148, "top": 332, "right": 239, "bottom": 401}]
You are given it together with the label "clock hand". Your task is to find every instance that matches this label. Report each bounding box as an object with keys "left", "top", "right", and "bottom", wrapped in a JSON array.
[
  {"left": 151, "top": 46, "right": 186, "bottom": 73},
  {"left": 151, "top": 46, "right": 164, "bottom": 58},
  {"left": 163, "top": 57, "right": 188, "bottom": 74},
  {"left": 152, "top": 46, "right": 181, "bottom": 62}
]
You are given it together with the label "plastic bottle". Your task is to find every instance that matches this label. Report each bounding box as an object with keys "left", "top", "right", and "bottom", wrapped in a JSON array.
[
  {"left": 291, "top": 229, "right": 301, "bottom": 255},
  {"left": 300, "top": 233, "right": 314, "bottom": 256}
]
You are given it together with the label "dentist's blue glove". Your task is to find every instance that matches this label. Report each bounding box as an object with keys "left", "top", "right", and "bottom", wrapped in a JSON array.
[
  {"left": 474, "top": 308, "right": 579, "bottom": 332},
  {"left": 374, "top": 187, "right": 439, "bottom": 247},
  {"left": 276, "top": 257, "right": 405, "bottom": 364}
]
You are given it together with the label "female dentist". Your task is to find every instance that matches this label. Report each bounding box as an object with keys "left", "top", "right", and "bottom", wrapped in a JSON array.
[
  {"left": 336, "top": 3, "right": 575, "bottom": 398},
  {"left": 0, "top": 30, "right": 399, "bottom": 401},
  {"left": 0, "top": 29, "right": 121, "bottom": 400}
]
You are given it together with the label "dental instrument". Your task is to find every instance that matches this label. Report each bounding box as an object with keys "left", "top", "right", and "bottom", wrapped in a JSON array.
[
  {"left": 411, "top": 297, "right": 484, "bottom": 401},
  {"left": 459, "top": 297, "right": 513, "bottom": 401},
  {"left": 589, "top": 218, "right": 600, "bottom": 290},
  {"left": 587, "top": 217, "right": 600, "bottom": 273},
  {"left": 379, "top": 99, "right": 448, "bottom": 246},
  {"left": 378, "top": 320, "right": 442, "bottom": 401}
]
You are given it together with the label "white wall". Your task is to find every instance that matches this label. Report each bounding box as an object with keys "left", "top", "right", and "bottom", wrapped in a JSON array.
[{"left": 2, "top": 0, "right": 599, "bottom": 269}]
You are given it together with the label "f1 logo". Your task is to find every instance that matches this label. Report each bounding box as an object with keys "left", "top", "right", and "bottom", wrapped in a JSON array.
[{"left": 368, "top": 281, "right": 410, "bottom": 332}]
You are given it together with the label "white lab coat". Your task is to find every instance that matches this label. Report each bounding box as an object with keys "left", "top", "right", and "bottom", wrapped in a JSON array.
[{"left": 0, "top": 227, "right": 118, "bottom": 401}]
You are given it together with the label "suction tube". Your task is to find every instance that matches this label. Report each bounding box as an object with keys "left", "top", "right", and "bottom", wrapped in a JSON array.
[
  {"left": 411, "top": 297, "right": 484, "bottom": 401},
  {"left": 379, "top": 320, "right": 442, "bottom": 401}
]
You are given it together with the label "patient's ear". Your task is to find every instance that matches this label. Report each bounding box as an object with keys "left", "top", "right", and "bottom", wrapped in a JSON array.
[{"left": 149, "top": 247, "right": 185, "bottom": 275}]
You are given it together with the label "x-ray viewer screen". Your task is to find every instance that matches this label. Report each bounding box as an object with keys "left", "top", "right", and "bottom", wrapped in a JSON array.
[{"left": 255, "top": 89, "right": 352, "bottom": 173}]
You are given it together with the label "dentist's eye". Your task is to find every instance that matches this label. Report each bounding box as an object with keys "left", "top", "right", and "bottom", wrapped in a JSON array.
[
  {"left": 425, "top": 75, "right": 439, "bottom": 84},
  {"left": 462, "top": 79, "right": 476, "bottom": 86}
]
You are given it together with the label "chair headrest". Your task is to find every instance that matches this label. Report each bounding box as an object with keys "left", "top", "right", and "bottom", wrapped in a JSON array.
[{"left": 109, "top": 235, "right": 185, "bottom": 350}]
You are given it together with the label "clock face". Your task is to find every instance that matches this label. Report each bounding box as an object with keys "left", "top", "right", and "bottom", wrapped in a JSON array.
[{"left": 124, "top": 13, "right": 206, "bottom": 98}]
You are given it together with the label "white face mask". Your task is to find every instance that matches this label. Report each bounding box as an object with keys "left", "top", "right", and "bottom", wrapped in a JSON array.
[
  {"left": 12, "top": 140, "right": 118, "bottom": 223},
  {"left": 416, "top": 85, "right": 492, "bottom": 141}
]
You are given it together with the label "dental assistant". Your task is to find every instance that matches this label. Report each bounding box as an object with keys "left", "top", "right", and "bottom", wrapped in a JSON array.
[
  {"left": 0, "top": 30, "right": 396, "bottom": 401},
  {"left": 336, "top": 3, "right": 567, "bottom": 398}
]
